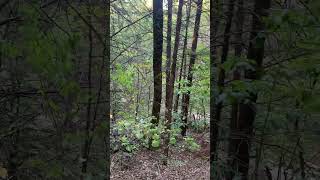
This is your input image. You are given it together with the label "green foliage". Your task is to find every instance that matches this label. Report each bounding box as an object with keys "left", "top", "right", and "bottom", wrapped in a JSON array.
[
  {"left": 221, "top": 56, "right": 255, "bottom": 73},
  {"left": 191, "top": 119, "right": 209, "bottom": 132},
  {"left": 113, "top": 113, "right": 203, "bottom": 152},
  {"left": 183, "top": 136, "right": 200, "bottom": 152},
  {"left": 112, "top": 64, "right": 135, "bottom": 90},
  {"left": 120, "top": 136, "right": 137, "bottom": 152},
  {"left": 168, "top": 122, "right": 183, "bottom": 146},
  {"left": 114, "top": 116, "right": 165, "bottom": 151}
]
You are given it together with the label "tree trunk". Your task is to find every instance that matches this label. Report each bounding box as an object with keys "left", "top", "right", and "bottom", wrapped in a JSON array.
[
  {"left": 105, "top": 1, "right": 110, "bottom": 179},
  {"left": 181, "top": 0, "right": 203, "bottom": 136},
  {"left": 81, "top": 11, "right": 93, "bottom": 178},
  {"left": 165, "top": 0, "right": 173, "bottom": 117},
  {"left": 174, "top": 0, "right": 192, "bottom": 113},
  {"left": 135, "top": 70, "right": 141, "bottom": 118},
  {"left": 210, "top": 0, "right": 221, "bottom": 176},
  {"left": 165, "top": 0, "right": 184, "bottom": 130},
  {"left": 230, "top": 0, "right": 271, "bottom": 179},
  {"left": 211, "top": 0, "right": 235, "bottom": 164},
  {"left": 227, "top": 0, "right": 244, "bottom": 179},
  {"left": 164, "top": 0, "right": 184, "bottom": 164},
  {"left": 151, "top": 0, "right": 163, "bottom": 124}
]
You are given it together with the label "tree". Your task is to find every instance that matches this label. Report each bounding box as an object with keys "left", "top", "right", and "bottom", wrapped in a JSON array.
[
  {"left": 229, "top": 0, "right": 271, "bottom": 179},
  {"left": 211, "top": 0, "right": 235, "bottom": 163},
  {"left": 105, "top": 1, "right": 111, "bottom": 179},
  {"left": 227, "top": 0, "right": 244, "bottom": 179},
  {"left": 165, "top": 0, "right": 173, "bottom": 111},
  {"left": 165, "top": 0, "right": 184, "bottom": 131},
  {"left": 174, "top": 0, "right": 192, "bottom": 113},
  {"left": 181, "top": 0, "right": 203, "bottom": 136},
  {"left": 164, "top": 0, "right": 184, "bottom": 163},
  {"left": 151, "top": 0, "right": 164, "bottom": 124},
  {"left": 210, "top": 0, "right": 221, "bottom": 176}
]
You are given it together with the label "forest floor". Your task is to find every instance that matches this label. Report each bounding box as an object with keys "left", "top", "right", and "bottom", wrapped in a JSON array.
[{"left": 111, "top": 132, "right": 209, "bottom": 180}]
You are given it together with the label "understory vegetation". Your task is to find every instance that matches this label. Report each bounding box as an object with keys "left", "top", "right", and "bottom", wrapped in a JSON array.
[{"left": 0, "top": 0, "right": 320, "bottom": 180}]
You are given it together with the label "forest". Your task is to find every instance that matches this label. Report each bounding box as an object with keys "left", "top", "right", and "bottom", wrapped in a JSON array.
[{"left": 0, "top": 0, "right": 320, "bottom": 180}]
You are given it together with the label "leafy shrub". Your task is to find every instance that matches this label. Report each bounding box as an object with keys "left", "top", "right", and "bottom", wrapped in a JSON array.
[
  {"left": 183, "top": 136, "right": 200, "bottom": 152},
  {"left": 191, "top": 119, "right": 209, "bottom": 132},
  {"left": 113, "top": 115, "right": 201, "bottom": 153},
  {"left": 113, "top": 116, "right": 165, "bottom": 152}
]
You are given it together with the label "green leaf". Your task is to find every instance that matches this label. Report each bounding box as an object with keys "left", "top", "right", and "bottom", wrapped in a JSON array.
[
  {"left": 125, "top": 146, "right": 133, "bottom": 152},
  {"left": 135, "top": 131, "right": 143, "bottom": 139},
  {"left": 151, "top": 140, "right": 160, "bottom": 148},
  {"left": 169, "top": 137, "right": 176, "bottom": 145},
  {"left": 152, "top": 134, "right": 160, "bottom": 140}
]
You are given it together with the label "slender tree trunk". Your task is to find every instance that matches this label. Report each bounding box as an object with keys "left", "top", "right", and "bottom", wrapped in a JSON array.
[
  {"left": 231, "top": 0, "right": 271, "bottom": 179},
  {"left": 135, "top": 71, "right": 141, "bottom": 118},
  {"left": 151, "top": 0, "right": 163, "bottom": 124},
  {"left": 165, "top": 0, "right": 172, "bottom": 103},
  {"left": 148, "top": 85, "right": 151, "bottom": 114},
  {"left": 181, "top": 0, "right": 203, "bottom": 136},
  {"left": 165, "top": 0, "right": 184, "bottom": 130},
  {"left": 174, "top": 0, "right": 192, "bottom": 113},
  {"left": 105, "top": 0, "right": 111, "bottom": 179},
  {"left": 81, "top": 12, "right": 93, "bottom": 178},
  {"left": 233, "top": 0, "right": 244, "bottom": 58},
  {"left": 210, "top": 0, "right": 221, "bottom": 176},
  {"left": 211, "top": 0, "right": 235, "bottom": 164},
  {"left": 202, "top": 99, "right": 206, "bottom": 120},
  {"left": 164, "top": 0, "right": 184, "bottom": 164},
  {"left": 227, "top": 0, "right": 244, "bottom": 179}
]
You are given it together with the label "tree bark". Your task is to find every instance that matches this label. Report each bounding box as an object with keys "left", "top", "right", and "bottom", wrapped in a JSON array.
[
  {"left": 181, "top": 0, "right": 203, "bottom": 136},
  {"left": 209, "top": 0, "right": 221, "bottom": 177},
  {"left": 165, "top": 0, "right": 173, "bottom": 118},
  {"left": 105, "top": 1, "right": 110, "bottom": 178},
  {"left": 165, "top": 0, "right": 184, "bottom": 130},
  {"left": 227, "top": 0, "right": 244, "bottom": 179},
  {"left": 174, "top": 0, "right": 192, "bottom": 113},
  {"left": 165, "top": 0, "right": 173, "bottom": 104},
  {"left": 151, "top": 0, "right": 164, "bottom": 124},
  {"left": 164, "top": 0, "right": 184, "bottom": 164},
  {"left": 211, "top": 0, "right": 235, "bottom": 164},
  {"left": 81, "top": 9, "right": 94, "bottom": 179},
  {"left": 135, "top": 70, "right": 142, "bottom": 118},
  {"left": 230, "top": 0, "right": 271, "bottom": 179}
]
